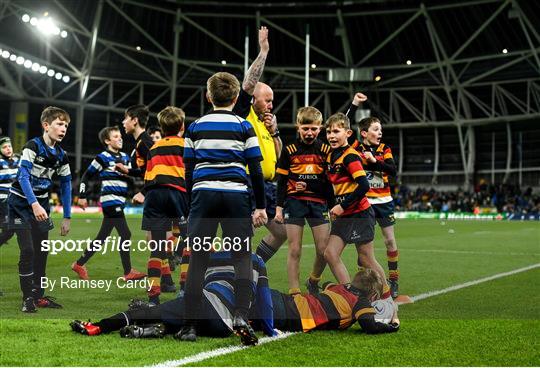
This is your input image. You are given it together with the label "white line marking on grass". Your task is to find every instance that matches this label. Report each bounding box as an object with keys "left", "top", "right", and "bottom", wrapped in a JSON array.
[
  {"left": 147, "top": 263, "right": 540, "bottom": 367},
  {"left": 147, "top": 332, "right": 296, "bottom": 368},
  {"left": 411, "top": 263, "right": 540, "bottom": 302}
]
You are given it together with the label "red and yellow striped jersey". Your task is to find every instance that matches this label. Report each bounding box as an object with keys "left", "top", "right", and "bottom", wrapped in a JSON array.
[
  {"left": 352, "top": 140, "right": 394, "bottom": 204},
  {"left": 326, "top": 146, "right": 370, "bottom": 215},
  {"left": 144, "top": 136, "right": 186, "bottom": 192},
  {"left": 285, "top": 284, "right": 376, "bottom": 332},
  {"left": 276, "top": 139, "right": 331, "bottom": 204}
]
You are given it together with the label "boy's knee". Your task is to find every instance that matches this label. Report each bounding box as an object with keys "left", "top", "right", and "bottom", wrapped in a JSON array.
[
  {"left": 288, "top": 246, "right": 302, "bottom": 260},
  {"left": 324, "top": 248, "right": 338, "bottom": 263}
]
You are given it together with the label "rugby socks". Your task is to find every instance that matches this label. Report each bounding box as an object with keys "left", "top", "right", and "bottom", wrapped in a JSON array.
[
  {"left": 382, "top": 284, "right": 391, "bottom": 299},
  {"left": 147, "top": 257, "right": 161, "bottom": 301},
  {"left": 179, "top": 247, "right": 191, "bottom": 291},
  {"left": 256, "top": 239, "right": 277, "bottom": 262},
  {"left": 161, "top": 259, "right": 173, "bottom": 286},
  {"left": 387, "top": 250, "right": 399, "bottom": 281},
  {"left": 288, "top": 288, "right": 301, "bottom": 295},
  {"left": 234, "top": 278, "right": 254, "bottom": 320}
]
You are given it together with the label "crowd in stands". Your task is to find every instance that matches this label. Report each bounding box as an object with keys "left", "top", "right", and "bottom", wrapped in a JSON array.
[{"left": 394, "top": 183, "right": 540, "bottom": 215}]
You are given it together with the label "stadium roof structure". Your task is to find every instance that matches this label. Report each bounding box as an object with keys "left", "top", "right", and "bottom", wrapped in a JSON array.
[{"left": 0, "top": 0, "right": 539, "bottom": 182}]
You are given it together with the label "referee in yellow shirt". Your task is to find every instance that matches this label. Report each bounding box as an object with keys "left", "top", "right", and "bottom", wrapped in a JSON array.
[{"left": 234, "top": 26, "right": 287, "bottom": 262}]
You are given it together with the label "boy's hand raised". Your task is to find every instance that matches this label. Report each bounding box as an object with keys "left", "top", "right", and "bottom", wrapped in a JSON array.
[
  {"left": 352, "top": 92, "right": 367, "bottom": 106},
  {"left": 259, "top": 26, "right": 269, "bottom": 54}
]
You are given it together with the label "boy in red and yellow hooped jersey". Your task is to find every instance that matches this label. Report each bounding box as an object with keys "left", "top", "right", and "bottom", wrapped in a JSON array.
[
  {"left": 324, "top": 113, "right": 391, "bottom": 299},
  {"left": 274, "top": 107, "right": 332, "bottom": 295},
  {"left": 346, "top": 92, "right": 400, "bottom": 298}
]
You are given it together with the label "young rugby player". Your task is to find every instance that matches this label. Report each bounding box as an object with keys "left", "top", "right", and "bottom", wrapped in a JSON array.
[
  {"left": 72, "top": 126, "right": 145, "bottom": 281},
  {"left": 181, "top": 72, "right": 267, "bottom": 344},
  {"left": 0, "top": 136, "right": 19, "bottom": 246},
  {"left": 324, "top": 113, "right": 391, "bottom": 299},
  {"left": 347, "top": 93, "right": 400, "bottom": 297},
  {"left": 274, "top": 107, "right": 332, "bottom": 295},
  {"left": 8, "top": 106, "right": 72, "bottom": 312},
  {"left": 137, "top": 106, "right": 188, "bottom": 305}
]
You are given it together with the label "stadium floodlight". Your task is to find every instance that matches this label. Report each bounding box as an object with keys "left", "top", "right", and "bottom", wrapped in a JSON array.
[
  {"left": 136, "top": 46, "right": 141, "bottom": 51},
  {"left": 39, "top": 65, "right": 47, "bottom": 74},
  {"left": 55, "top": 72, "right": 62, "bottom": 80},
  {"left": 62, "top": 75, "right": 70, "bottom": 83},
  {"left": 502, "top": 48, "right": 508, "bottom": 54},
  {"left": 406, "top": 59, "right": 412, "bottom": 65},
  {"left": 47, "top": 69, "right": 55, "bottom": 77},
  {"left": 375, "top": 75, "right": 382, "bottom": 82},
  {"left": 221, "top": 60, "right": 227, "bottom": 65},
  {"left": 2, "top": 46, "right": 70, "bottom": 82},
  {"left": 311, "top": 63, "right": 316, "bottom": 69},
  {"left": 23, "top": 59, "right": 32, "bottom": 68},
  {"left": 31, "top": 62, "right": 40, "bottom": 72},
  {"left": 23, "top": 13, "right": 68, "bottom": 39},
  {"left": 1, "top": 50, "right": 10, "bottom": 58},
  {"left": 16, "top": 56, "right": 25, "bottom": 65},
  {"left": 9, "top": 54, "right": 16, "bottom": 61}
]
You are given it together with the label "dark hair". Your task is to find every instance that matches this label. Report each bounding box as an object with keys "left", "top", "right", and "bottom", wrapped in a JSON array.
[
  {"left": 98, "top": 126, "right": 121, "bottom": 147},
  {"left": 125, "top": 104, "right": 149, "bottom": 128},
  {"left": 206, "top": 72, "right": 241, "bottom": 108},
  {"left": 157, "top": 106, "right": 185, "bottom": 136},
  {"left": 358, "top": 117, "right": 381, "bottom": 132},
  {"left": 41, "top": 106, "right": 70, "bottom": 124},
  {"left": 147, "top": 126, "right": 163, "bottom": 136}
]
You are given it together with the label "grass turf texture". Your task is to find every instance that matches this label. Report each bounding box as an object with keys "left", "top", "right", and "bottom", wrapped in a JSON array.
[{"left": 0, "top": 217, "right": 538, "bottom": 366}]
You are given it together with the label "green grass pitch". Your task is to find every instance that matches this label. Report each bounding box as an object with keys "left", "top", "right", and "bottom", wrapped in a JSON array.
[{"left": 0, "top": 216, "right": 539, "bottom": 366}]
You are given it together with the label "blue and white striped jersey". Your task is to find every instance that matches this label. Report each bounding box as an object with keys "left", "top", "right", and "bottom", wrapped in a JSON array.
[
  {"left": 79, "top": 150, "right": 131, "bottom": 208},
  {"left": 0, "top": 154, "right": 20, "bottom": 200},
  {"left": 184, "top": 110, "right": 262, "bottom": 193},
  {"left": 10, "top": 136, "right": 71, "bottom": 200}
]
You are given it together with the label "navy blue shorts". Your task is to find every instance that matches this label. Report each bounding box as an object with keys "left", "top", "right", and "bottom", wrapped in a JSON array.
[
  {"left": 160, "top": 295, "right": 231, "bottom": 337},
  {"left": 7, "top": 194, "right": 53, "bottom": 231},
  {"left": 189, "top": 190, "right": 253, "bottom": 242},
  {"left": 330, "top": 207, "right": 375, "bottom": 245},
  {"left": 284, "top": 198, "right": 328, "bottom": 227},
  {"left": 371, "top": 201, "right": 396, "bottom": 228},
  {"left": 102, "top": 205, "right": 126, "bottom": 218},
  {"left": 0, "top": 198, "right": 7, "bottom": 228},
  {"left": 142, "top": 187, "right": 189, "bottom": 231},
  {"left": 248, "top": 179, "right": 277, "bottom": 219}
]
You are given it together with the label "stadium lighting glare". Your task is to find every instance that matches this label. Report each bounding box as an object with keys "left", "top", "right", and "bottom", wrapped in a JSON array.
[
  {"left": 406, "top": 60, "right": 412, "bottom": 65},
  {"left": 136, "top": 46, "right": 141, "bottom": 51},
  {"left": 311, "top": 63, "right": 317, "bottom": 69},
  {"left": 502, "top": 48, "right": 508, "bottom": 54},
  {"left": 2, "top": 47, "right": 69, "bottom": 82},
  {"left": 23, "top": 14, "right": 68, "bottom": 38},
  {"left": 221, "top": 60, "right": 227, "bottom": 65},
  {"left": 375, "top": 75, "right": 382, "bottom": 82}
]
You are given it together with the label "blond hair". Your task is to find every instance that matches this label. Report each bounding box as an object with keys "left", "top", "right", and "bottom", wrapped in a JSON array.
[
  {"left": 206, "top": 72, "right": 241, "bottom": 108},
  {"left": 296, "top": 106, "right": 323, "bottom": 126},
  {"left": 325, "top": 112, "right": 350, "bottom": 130},
  {"left": 157, "top": 106, "right": 185, "bottom": 136},
  {"left": 351, "top": 267, "right": 383, "bottom": 299}
]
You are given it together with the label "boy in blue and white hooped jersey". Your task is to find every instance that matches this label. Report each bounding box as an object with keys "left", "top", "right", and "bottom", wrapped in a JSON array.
[
  {"left": 72, "top": 126, "right": 145, "bottom": 282},
  {"left": 0, "top": 136, "right": 19, "bottom": 246},
  {"left": 7, "top": 106, "right": 72, "bottom": 313},
  {"left": 180, "top": 72, "right": 268, "bottom": 345}
]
